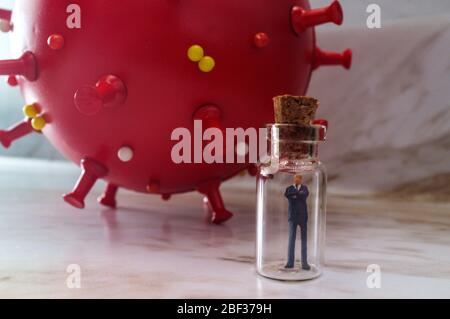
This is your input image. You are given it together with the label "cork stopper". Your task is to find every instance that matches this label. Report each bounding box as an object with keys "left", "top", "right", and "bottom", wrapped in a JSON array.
[
  {"left": 270, "top": 95, "right": 322, "bottom": 162},
  {"left": 273, "top": 95, "right": 319, "bottom": 126}
]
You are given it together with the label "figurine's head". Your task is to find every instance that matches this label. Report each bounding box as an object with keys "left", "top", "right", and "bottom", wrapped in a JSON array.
[{"left": 294, "top": 175, "right": 303, "bottom": 186}]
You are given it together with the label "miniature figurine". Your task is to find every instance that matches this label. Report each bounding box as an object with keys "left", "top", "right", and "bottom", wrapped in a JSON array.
[{"left": 284, "top": 175, "right": 310, "bottom": 270}]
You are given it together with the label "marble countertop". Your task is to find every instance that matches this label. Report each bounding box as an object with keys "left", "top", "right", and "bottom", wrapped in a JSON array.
[{"left": 0, "top": 157, "right": 448, "bottom": 299}]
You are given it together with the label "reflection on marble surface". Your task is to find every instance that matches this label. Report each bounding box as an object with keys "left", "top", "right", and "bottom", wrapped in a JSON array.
[
  {"left": 309, "top": 16, "right": 450, "bottom": 196},
  {"left": 0, "top": 158, "right": 448, "bottom": 298}
]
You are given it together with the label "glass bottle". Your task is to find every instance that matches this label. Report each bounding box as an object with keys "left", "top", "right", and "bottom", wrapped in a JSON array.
[{"left": 256, "top": 123, "right": 327, "bottom": 281}]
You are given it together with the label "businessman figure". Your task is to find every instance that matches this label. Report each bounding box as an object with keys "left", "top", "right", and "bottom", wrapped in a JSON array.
[{"left": 284, "top": 175, "right": 310, "bottom": 270}]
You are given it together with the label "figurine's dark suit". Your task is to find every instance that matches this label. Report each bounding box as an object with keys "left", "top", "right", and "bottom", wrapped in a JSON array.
[{"left": 284, "top": 184, "right": 309, "bottom": 268}]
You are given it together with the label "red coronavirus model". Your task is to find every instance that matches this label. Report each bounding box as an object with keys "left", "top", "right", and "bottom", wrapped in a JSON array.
[{"left": 0, "top": 0, "right": 351, "bottom": 224}]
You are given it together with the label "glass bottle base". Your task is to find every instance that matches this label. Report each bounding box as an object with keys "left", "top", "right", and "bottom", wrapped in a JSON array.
[{"left": 257, "top": 262, "right": 322, "bottom": 281}]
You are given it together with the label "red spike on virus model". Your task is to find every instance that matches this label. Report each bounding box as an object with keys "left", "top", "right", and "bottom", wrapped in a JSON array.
[{"left": 0, "top": 0, "right": 351, "bottom": 224}]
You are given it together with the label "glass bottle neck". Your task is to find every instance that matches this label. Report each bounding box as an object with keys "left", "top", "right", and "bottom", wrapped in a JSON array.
[{"left": 268, "top": 122, "right": 325, "bottom": 154}]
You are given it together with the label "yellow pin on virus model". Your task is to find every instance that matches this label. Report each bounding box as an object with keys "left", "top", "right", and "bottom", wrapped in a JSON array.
[
  {"left": 187, "top": 45, "right": 216, "bottom": 73},
  {"left": 187, "top": 45, "right": 205, "bottom": 62},
  {"left": 23, "top": 103, "right": 39, "bottom": 118},
  {"left": 198, "top": 56, "right": 215, "bottom": 73}
]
